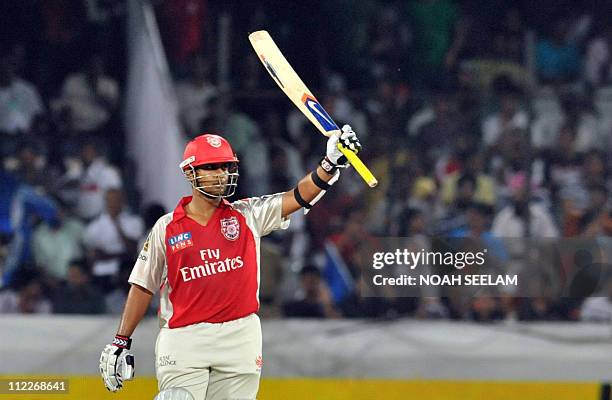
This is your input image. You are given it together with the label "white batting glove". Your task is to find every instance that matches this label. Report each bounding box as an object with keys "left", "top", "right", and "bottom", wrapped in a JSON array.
[
  {"left": 321, "top": 125, "right": 362, "bottom": 174},
  {"left": 100, "top": 335, "right": 135, "bottom": 392}
]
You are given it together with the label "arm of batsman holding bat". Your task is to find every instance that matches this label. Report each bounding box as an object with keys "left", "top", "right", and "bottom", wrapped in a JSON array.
[{"left": 281, "top": 124, "right": 361, "bottom": 217}]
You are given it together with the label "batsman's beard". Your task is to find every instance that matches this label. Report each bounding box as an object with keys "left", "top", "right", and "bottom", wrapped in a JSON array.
[{"left": 190, "top": 171, "right": 238, "bottom": 199}]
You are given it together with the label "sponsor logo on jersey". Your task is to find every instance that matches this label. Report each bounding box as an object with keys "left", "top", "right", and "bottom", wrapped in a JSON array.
[
  {"left": 180, "top": 255, "right": 244, "bottom": 282},
  {"left": 206, "top": 135, "right": 222, "bottom": 148},
  {"left": 301, "top": 93, "right": 338, "bottom": 132},
  {"left": 220, "top": 216, "right": 240, "bottom": 241},
  {"left": 168, "top": 232, "right": 193, "bottom": 253},
  {"left": 255, "top": 355, "right": 263, "bottom": 370},
  {"left": 142, "top": 232, "right": 151, "bottom": 252}
]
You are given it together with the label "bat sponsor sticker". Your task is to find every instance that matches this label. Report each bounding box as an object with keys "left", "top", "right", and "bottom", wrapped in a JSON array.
[
  {"left": 301, "top": 94, "right": 338, "bottom": 132},
  {"left": 260, "top": 55, "right": 284, "bottom": 88}
]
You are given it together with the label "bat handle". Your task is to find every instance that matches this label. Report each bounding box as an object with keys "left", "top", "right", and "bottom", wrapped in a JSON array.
[{"left": 337, "top": 144, "right": 378, "bottom": 188}]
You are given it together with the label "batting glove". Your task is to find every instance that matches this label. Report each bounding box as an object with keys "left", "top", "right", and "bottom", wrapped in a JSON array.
[
  {"left": 320, "top": 125, "right": 362, "bottom": 174},
  {"left": 100, "top": 335, "right": 135, "bottom": 392}
]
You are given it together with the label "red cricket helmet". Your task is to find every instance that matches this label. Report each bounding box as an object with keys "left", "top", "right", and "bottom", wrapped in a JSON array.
[{"left": 180, "top": 134, "right": 239, "bottom": 169}]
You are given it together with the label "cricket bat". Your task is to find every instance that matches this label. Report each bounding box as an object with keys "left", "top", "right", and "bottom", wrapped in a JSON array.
[{"left": 248, "top": 30, "right": 378, "bottom": 188}]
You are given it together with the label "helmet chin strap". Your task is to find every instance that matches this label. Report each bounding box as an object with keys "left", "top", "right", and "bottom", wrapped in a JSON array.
[{"left": 198, "top": 190, "right": 222, "bottom": 201}]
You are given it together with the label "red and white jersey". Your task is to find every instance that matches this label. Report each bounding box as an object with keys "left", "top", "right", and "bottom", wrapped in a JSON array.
[{"left": 129, "top": 193, "right": 289, "bottom": 328}]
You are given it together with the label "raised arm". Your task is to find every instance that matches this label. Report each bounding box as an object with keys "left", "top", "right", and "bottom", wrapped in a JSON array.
[{"left": 281, "top": 125, "right": 361, "bottom": 218}]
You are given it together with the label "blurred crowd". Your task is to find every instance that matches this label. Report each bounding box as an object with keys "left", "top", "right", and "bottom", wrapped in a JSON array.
[{"left": 1, "top": 0, "right": 612, "bottom": 323}]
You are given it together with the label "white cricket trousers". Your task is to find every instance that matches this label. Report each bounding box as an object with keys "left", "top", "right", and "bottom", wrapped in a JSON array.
[{"left": 155, "top": 313, "right": 262, "bottom": 400}]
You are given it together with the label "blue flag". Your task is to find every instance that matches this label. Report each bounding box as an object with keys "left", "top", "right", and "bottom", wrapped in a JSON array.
[{"left": 323, "top": 241, "right": 355, "bottom": 304}]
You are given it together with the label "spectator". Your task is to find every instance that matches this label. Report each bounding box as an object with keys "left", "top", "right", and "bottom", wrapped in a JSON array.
[
  {"left": 223, "top": 100, "right": 270, "bottom": 197},
  {"left": 450, "top": 202, "right": 493, "bottom": 238},
  {"left": 518, "top": 297, "right": 561, "bottom": 321},
  {"left": 48, "top": 103, "right": 83, "bottom": 164},
  {"left": 32, "top": 200, "right": 85, "bottom": 282},
  {"left": 582, "top": 150, "right": 609, "bottom": 189},
  {"left": 368, "top": 4, "right": 412, "bottom": 79},
  {"left": 282, "top": 265, "right": 339, "bottom": 318},
  {"left": 580, "top": 276, "right": 612, "bottom": 322},
  {"left": 175, "top": 53, "right": 218, "bottom": 137},
  {"left": 545, "top": 126, "right": 586, "bottom": 215},
  {"left": 414, "top": 89, "right": 465, "bottom": 169},
  {"left": 561, "top": 150, "right": 611, "bottom": 232},
  {"left": 559, "top": 94, "right": 600, "bottom": 153},
  {"left": 52, "top": 260, "right": 105, "bottom": 314},
  {"left": 482, "top": 80, "right": 528, "bottom": 148},
  {"left": 492, "top": 173, "right": 559, "bottom": 238},
  {"left": 404, "top": 174, "right": 439, "bottom": 231},
  {"left": 450, "top": 202, "right": 508, "bottom": 262},
  {"left": 490, "top": 8, "right": 525, "bottom": 63},
  {"left": 84, "top": 188, "right": 143, "bottom": 292},
  {"left": 565, "top": 184, "right": 610, "bottom": 237},
  {"left": 0, "top": 170, "right": 57, "bottom": 286},
  {"left": 398, "top": 207, "right": 427, "bottom": 237},
  {"left": 157, "top": 0, "right": 207, "bottom": 69},
  {"left": 263, "top": 111, "right": 304, "bottom": 191},
  {"left": 36, "top": 0, "right": 88, "bottom": 97},
  {"left": 367, "top": 78, "right": 410, "bottom": 146},
  {"left": 0, "top": 268, "right": 51, "bottom": 314},
  {"left": 321, "top": 73, "right": 365, "bottom": 133},
  {"left": 12, "top": 141, "right": 48, "bottom": 189},
  {"left": 535, "top": 19, "right": 581, "bottom": 84},
  {"left": 469, "top": 296, "right": 504, "bottom": 322},
  {"left": 51, "top": 54, "right": 119, "bottom": 134},
  {"left": 440, "top": 151, "right": 496, "bottom": 207},
  {"left": 76, "top": 140, "right": 122, "bottom": 220},
  {"left": 396, "top": 209, "right": 447, "bottom": 318},
  {"left": 328, "top": 208, "right": 374, "bottom": 276},
  {"left": 584, "top": 24, "right": 612, "bottom": 87},
  {"left": 435, "top": 173, "right": 476, "bottom": 235},
  {"left": 406, "top": 0, "right": 466, "bottom": 84},
  {"left": 0, "top": 50, "right": 44, "bottom": 157}
]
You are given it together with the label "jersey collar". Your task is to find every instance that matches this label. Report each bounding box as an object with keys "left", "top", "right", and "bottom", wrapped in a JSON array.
[{"left": 173, "top": 196, "right": 231, "bottom": 222}]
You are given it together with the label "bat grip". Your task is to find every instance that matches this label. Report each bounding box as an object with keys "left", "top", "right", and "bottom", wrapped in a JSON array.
[{"left": 337, "top": 144, "right": 378, "bottom": 188}]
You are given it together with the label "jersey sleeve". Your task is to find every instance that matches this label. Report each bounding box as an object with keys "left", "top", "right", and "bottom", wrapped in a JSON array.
[
  {"left": 233, "top": 192, "right": 290, "bottom": 237},
  {"left": 128, "top": 214, "right": 170, "bottom": 293}
]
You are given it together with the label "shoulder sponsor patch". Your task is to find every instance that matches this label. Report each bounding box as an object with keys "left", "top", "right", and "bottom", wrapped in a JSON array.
[{"left": 168, "top": 232, "right": 193, "bottom": 253}]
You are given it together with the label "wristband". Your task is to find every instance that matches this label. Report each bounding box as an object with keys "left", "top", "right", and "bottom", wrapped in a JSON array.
[
  {"left": 319, "top": 156, "right": 338, "bottom": 175},
  {"left": 113, "top": 334, "right": 132, "bottom": 350}
]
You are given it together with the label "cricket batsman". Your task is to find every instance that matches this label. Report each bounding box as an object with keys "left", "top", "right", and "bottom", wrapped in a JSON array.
[{"left": 99, "top": 126, "right": 361, "bottom": 399}]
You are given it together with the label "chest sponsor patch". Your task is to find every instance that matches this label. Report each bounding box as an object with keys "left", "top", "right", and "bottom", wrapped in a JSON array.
[
  {"left": 168, "top": 231, "right": 193, "bottom": 253},
  {"left": 220, "top": 216, "right": 240, "bottom": 241}
]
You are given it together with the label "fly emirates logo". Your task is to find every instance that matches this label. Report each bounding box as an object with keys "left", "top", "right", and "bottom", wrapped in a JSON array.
[{"left": 180, "top": 249, "right": 244, "bottom": 283}]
